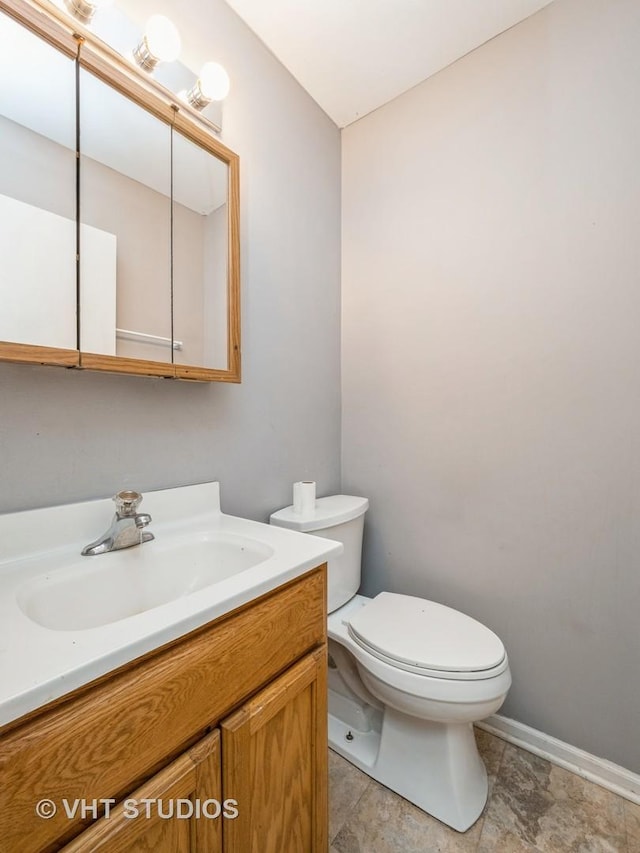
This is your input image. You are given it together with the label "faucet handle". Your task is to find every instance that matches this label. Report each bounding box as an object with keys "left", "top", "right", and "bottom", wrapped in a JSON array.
[{"left": 113, "top": 490, "right": 143, "bottom": 516}]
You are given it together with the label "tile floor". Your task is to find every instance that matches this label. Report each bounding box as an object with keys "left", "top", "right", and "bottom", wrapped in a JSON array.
[{"left": 329, "top": 729, "right": 640, "bottom": 852}]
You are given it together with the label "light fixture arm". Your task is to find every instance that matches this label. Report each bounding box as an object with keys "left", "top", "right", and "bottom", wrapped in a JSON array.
[
  {"left": 132, "top": 34, "right": 159, "bottom": 72},
  {"left": 186, "top": 79, "right": 210, "bottom": 110},
  {"left": 63, "top": 0, "right": 97, "bottom": 24}
]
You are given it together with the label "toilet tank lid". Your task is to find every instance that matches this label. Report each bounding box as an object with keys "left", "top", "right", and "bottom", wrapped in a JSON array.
[{"left": 270, "top": 495, "right": 369, "bottom": 531}]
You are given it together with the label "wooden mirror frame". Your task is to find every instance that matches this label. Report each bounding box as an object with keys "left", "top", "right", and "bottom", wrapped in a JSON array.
[{"left": 0, "top": 0, "right": 241, "bottom": 383}]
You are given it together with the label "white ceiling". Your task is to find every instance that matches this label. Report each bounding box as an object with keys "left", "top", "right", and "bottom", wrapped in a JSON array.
[{"left": 223, "top": 0, "right": 554, "bottom": 127}]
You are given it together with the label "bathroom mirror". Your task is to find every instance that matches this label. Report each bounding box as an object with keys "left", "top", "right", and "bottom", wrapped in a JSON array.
[
  {"left": 0, "top": 4, "right": 78, "bottom": 365},
  {"left": 172, "top": 128, "right": 230, "bottom": 373},
  {"left": 78, "top": 66, "right": 173, "bottom": 366},
  {"left": 0, "top": 0, "right": 241, "bottom": 382}
]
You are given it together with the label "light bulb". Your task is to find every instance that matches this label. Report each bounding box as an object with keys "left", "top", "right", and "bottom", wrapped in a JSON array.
[
  {"left": 145, "top": 15, "right": 181, "bottom": 63},
  {"left": 199, "top": 63, "right": 230, "bottom": 101},
  {"left": 133, "top": 14, "right": 181, "bottom": 72},
  {"left": 186, "top": 62, "right": 230, "bottom": 110}
]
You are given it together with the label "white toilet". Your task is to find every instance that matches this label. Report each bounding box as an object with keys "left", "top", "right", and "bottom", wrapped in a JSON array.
[{"left": 270, "top": 495, "right": 511, "bottom": 832}]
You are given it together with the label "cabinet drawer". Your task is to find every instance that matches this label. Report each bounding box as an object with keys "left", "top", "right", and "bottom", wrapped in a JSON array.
[{"left": 0, "top": 567, "right": 325, "bottom": 853}]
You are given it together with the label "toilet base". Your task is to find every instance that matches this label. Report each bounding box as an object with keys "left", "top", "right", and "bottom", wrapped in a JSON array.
[{"left": 328, "top": 691, "right": 488, "bottom": 832}]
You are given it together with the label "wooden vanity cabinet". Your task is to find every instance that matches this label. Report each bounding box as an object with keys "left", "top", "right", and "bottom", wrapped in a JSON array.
[{"left": 0, "top": 567, "right": 328, "bottom": 853}]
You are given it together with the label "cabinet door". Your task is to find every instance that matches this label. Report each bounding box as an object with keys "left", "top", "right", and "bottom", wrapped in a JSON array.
[
  {"left": 0, "top": 3, "right": 79, "bottom": 368},
  {"left": 60, "top": 731, "right": 222, "bottom": 853},
  {"left": 221, "top": 647, "right": 328, "bottom": 853}
]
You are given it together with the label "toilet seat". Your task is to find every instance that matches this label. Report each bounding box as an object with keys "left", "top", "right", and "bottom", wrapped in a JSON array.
[
  {"left": 347, "top": 592, "right": 508, "bottom": 681},
  {"left": 329, "top": 594, "right": 512, "bottom": 706}
]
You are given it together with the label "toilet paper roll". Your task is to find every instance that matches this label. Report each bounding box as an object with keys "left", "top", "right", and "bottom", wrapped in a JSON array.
[{"left": 293, "top": 481, "right": 316, "bottom": 515}]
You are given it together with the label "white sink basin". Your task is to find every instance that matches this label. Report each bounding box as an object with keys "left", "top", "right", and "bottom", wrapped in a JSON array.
[
  {"left": 0, "top": 481, "right": 342, "bottom": 728},
  {"left": 17, "top": 532, "right": 274, "bottom": 631}
]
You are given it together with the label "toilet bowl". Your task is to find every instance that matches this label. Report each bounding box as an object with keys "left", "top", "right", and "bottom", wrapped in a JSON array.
[{"left": 270, "top": 495, "right": 511, "bottom": 832}]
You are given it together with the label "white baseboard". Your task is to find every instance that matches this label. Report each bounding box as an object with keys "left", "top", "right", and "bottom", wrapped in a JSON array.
[{"left": 477, "top": 714, "right": 640, "bottom": 805}]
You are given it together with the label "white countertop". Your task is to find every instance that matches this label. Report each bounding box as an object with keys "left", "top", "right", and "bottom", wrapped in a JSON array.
[{"left": 0, "top": 482, "right": 341, "bottom": 727}]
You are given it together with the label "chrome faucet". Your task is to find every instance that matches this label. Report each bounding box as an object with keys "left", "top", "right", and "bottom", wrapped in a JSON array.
[{"left": 81, "top": 491, "right": 154, "bottom": 556}]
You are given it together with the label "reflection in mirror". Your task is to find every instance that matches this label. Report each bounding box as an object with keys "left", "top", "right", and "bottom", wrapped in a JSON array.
[
  {"left": 0, "top": 9, "right": 76, "bottom": 350},
  {"left": 78, "top": 67, "right": 172, "bottom": 363},
  {"left": 172, "top": 129, "right": 229, "bottom": 370}
]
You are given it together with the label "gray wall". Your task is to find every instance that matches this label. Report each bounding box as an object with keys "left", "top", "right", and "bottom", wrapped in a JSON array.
[
  {"left": 342, "top": 0, "right": 640, "bottom": 772},
  {"left": 0, "top": 0, "right": 341, "bottom": 521}
]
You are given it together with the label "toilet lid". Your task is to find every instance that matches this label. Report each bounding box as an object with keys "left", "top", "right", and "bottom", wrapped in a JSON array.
[{"left": 347, "top": 592, "right": 505, "bottom": 674}]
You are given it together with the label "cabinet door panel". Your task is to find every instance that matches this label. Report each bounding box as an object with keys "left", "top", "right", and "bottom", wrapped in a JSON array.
[
  {"left": 78, "top": 67, "right": 172, "bottom": 367},
  {"left": 172, "top": 129, "right": 229, "bottom": 371},
  {"left": 60, "top": 731, "right": 222, "bottom": 853},
  {"left": 0, "top": 4, "right": 77, "bottom": 363},
  {"left": 222, "top": 648, "right": 328, "bottom": 853}
]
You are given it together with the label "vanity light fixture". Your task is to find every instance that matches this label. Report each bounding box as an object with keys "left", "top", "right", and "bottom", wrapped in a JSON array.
[
  {"left": 62, "top": 0, "right": 110, "bottom": 25},
  {"left": 185, "top": 61, "right": 230, "bottom": 109},
  {"left": 133, "top": 14, "right": 181, "bottom": 72}
]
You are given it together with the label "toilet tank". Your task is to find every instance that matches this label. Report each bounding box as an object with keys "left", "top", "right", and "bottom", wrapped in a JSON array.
[{"left": 270, "top": 495, "right": 369, "bottom": 613}]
